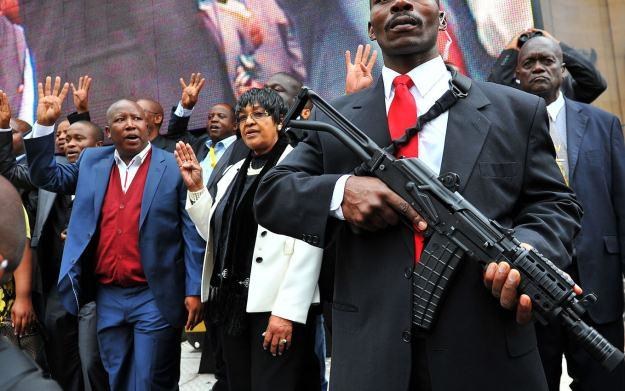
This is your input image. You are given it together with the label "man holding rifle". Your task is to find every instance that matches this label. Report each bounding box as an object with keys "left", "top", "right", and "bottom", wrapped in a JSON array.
[{"left": 254, "top": 1, "right": 583, "bottom": 390}]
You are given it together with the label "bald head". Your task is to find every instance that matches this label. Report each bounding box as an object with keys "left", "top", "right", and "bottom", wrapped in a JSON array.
[
  {"left": 137, "top": 98, "right": 164, "bottom": 138},
  {"left": 105, "top": 99, "right": 150, "bottom": 164},
  {"left": 106, "top": 99, "right": 144, "bottom": 125},
  {"left": 516, "top": 36, "right": 565, "bottom": 105},
  {"left": 0, "top": 176, "right": 26, "bottom": 282}
]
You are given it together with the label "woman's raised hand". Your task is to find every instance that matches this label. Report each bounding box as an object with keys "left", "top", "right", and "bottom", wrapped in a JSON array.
[{"left": 174, "top": 141, "right": 204, "bottom": 192}]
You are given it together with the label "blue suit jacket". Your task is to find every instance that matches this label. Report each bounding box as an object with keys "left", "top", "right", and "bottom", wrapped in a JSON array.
[
  {"left": 565, "top": 98, "right": 625, "bottom": 323},
  {"left": 24, "top": 133, "right": 205, "bottom": 327}
]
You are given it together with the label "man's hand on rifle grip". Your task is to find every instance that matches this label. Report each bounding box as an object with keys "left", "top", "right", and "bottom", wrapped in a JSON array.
[{"left": 341, "top": 177, "right": 428, "bottom": 232}]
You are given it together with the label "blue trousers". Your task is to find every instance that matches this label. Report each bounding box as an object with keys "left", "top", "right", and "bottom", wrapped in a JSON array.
[{"left": 96, "top": 285, "right": 180, "bottom": 391}]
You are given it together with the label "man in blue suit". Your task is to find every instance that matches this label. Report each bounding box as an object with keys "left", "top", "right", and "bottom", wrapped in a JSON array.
[
  {"left": 23, "top": 76, "right": 205, "bottom": 390},
  {"left": 516, "top": 36, "right": 625, "bottom": 390}
]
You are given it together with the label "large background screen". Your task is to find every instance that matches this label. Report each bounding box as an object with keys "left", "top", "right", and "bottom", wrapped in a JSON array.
[{"left": 1, "top": 0, "right": 535, "bottom": 130}]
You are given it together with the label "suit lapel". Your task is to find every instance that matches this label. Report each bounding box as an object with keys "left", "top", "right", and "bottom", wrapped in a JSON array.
[
  {"left": 351, "top": 77, "right": 392, "bottom": 148},
  {"left": 564, "top": 99, "right": 588, "bottom": 182},
  {"left": 140, "top": 147, "right": 166, "bottom": 230},
  {"left": 440, "top": 78, "right": 491, "bottom": 193},
  {"left": 92, "top": 152, "right": 115, "bottom": 216}
]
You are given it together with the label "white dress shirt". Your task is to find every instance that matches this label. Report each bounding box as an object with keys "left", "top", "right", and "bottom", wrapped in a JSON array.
[
  {"left": 113, "top": 143, "right": 152, "bottom": 193},
  {"left": 330, "top": 56, "right": 452, "bottom": 218},
  {"left": 174, "top": 101, "right": 194, "bottom": 118},
  {"left": 23, "top": 122, "right": 152, "bottom": 193}
]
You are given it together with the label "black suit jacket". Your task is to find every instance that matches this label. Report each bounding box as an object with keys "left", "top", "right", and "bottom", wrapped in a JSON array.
[
  {"left": 255, "top": 76, "right": 582, "bottom": 391},
  {"left": 488, "top": 42, "right": 607, "bottom": 104},
  {"left": 563, "top": 98, "right": 625, "bottom": 324}
]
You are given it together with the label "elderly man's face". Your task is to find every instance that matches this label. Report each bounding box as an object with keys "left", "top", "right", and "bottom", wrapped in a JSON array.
[{"left": 516, "top": 37, "right": 565, "bottom": 104}]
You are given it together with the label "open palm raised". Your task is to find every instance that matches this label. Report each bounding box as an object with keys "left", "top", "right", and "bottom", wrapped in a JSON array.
[
  {"left": 37, "top": 76, "right": 69, "bottom": 126},
  {"left": 174, "top": 141, "right": 204, "bottom": 193}
]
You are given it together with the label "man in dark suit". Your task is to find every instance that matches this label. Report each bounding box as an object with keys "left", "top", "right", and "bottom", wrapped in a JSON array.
[
  {"left": 515, "top": 35, "right": 625, "bottom": 391},
  {"left": 254, "top": 1, "right": 582, "bottom": 390},
  {"left": 167, "top": 73, "right": 247, "bottom": 197},
  {"left": 489, "top": 28, "right": 607, "bottom": 104},
  {"left": 23, "top": 76, "right": 205, "bottom": 390}
]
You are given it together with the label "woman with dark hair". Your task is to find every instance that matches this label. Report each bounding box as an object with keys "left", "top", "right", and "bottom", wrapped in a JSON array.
[{"left": 175, "top": 87, "right": 321, "bottom": 391}]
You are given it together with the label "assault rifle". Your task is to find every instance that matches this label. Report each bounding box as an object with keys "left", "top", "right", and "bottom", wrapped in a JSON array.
[{"left": 283, "top": 87, "right": 624, "bottom": 372}]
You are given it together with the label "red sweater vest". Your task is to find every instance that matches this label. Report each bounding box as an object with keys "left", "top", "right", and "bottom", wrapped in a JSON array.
[{"left": 95, "top": 151, "right": 152, "bottom": 286}]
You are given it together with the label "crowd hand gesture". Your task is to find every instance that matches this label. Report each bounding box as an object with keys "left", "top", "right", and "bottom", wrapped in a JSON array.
[
  {"left": 483, "top": 243, "right": 582, "bottom": 325},
  {"left": 70, "top": 75, "right": 92, "bottom": 114},
  {"left": 174, "top": 141, "right": 204, "bottom": 192},
  {"left": 345, "top": 44, "right": 378, "bottom": 95},
  {"left": 37, "top": 76, "right": 69, "bottom": 126},
  {"left": 180, "top": 73, "right": 206, "bottom": 110},
  {"left": 262, "top": 315, "right": 293, "bottom": 356},
  {"left": 0, "top": 90, "right": 12, "bottom": 129},
  {"left": 11, "top": 296, "right": 36, "bottom": 337}
]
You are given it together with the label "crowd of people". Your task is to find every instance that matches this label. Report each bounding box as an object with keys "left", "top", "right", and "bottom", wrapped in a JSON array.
[{"left": 0, "top": 1, "right": 624, "bottom": 391}]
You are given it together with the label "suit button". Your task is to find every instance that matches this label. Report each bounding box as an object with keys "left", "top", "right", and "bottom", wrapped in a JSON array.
[
  {"left": 402, "top": 330, "right": 411, "bottom": 343},
  {"left": 117, "top": 229, "right": 122, "bottom": 235},
  {"left": 119, "top": 204, "right": 125, "bottom": 209},
  {"left": 255, "top": 257, "right": 263, "bottom": 263},
  {"left": 404, "top": 266, "right": 413, "bottom": 279},
  {"left": 260, "top": 231, "right": 267, "bottom": 237}
]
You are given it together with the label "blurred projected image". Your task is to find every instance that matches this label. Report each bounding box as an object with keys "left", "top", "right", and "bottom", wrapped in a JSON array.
[
  {"left": 0, "top": 0, "right": 34, "bottom": 124},
  {"left": 13, "top": 0, "right": 535, "bottom": 129}
]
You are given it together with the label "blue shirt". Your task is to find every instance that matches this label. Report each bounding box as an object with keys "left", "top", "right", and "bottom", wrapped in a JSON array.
[{"left": 200, "top": 135, "right": 237, "bottom": 185}]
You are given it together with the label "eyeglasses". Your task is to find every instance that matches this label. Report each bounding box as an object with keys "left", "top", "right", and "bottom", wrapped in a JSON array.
[{"left": 237, "top": 110, "right": 270, "bottom": 124}]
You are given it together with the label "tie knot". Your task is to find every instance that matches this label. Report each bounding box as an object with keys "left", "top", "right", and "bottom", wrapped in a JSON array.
[{"left": 393, "top": 74, "right": 414, "bottom": 89}]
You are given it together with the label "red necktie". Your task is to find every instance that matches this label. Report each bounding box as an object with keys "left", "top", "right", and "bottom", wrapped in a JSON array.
[{"left": 388, "top": 75, "right": 424, "bottom": 263}]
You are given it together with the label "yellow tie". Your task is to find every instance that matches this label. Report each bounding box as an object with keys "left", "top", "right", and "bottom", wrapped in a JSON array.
[{"left": 208, "top": 146, "right": 217, "bottom": 168}]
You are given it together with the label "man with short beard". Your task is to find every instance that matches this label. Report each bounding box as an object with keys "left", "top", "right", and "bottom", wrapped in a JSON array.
[{"left": 254, "top": 1, "right": 582, "bottom": 390}]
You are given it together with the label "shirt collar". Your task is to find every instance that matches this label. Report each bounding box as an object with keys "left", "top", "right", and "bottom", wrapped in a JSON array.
[
  {"left": 205, "top": 134, "right": 237, "bottom": 149},
  {"left": 114, "top": 142, "right": 152, "bottom": 168},
  {"left": 382, "top": 55, "right": 449, "bottom": 100},
  {"left": 547, "top": 92, "right": 565, "bottom": 122}
]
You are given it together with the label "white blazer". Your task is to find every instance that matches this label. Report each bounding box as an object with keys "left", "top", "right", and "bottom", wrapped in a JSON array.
[{"left": 186, "top": 145, "right": 322, "bottom": 324}]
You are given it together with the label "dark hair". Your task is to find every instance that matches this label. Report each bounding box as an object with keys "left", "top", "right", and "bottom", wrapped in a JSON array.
[
  {"left": 235, "top": 87, "right": 286, "bottom": 124},
  {"left": 72, "top": 120, "right": 104, "bottom": 142}
]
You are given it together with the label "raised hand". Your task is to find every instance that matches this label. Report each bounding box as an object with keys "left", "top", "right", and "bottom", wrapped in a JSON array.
[
  {"left": 0, "top": 90, "right": 11, "bottom": 129},
  {"left": 345, "top": 44, "right": 378, "bottom": 95},
  {"left": 70, "top": 75, "right": 92, "bottom": 113},
  {"left": 37, "top": 76, "right": 69, "bottom": 126},
  {"left": 179, "top": 73, "right": 206, "bottom": 110},
  {"left": 174, "top": 141, "right": 204, "bottom": 192}
]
